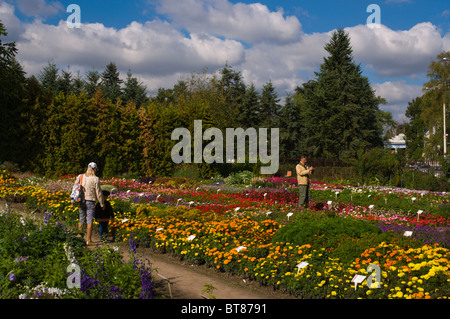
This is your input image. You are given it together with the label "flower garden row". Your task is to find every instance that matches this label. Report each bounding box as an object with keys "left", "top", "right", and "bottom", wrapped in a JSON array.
[
  {"left": 1, "top": 170, "right": 449, "bottom": 299},
  {"left": 0, "top": 170, "right": 156, "bottom": 299}
]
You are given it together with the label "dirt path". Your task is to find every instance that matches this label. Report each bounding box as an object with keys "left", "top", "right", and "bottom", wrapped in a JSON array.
[
  {"left": 117, "top": 245, "right": 291, "bottom": 299},
  {"left": 1, "top": 200, "right": 295, "bottom": 300}
]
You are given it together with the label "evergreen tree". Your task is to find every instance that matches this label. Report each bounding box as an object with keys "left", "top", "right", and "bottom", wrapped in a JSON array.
[
  {"left": 22, "top": 75, "right": 47, "bottom": 173},
  {"left": 38, "top": 61, "right": 60, "bottom": 96},
  {"left": 299, "top": 29, "right": 385, "bottom": 158},
  {"left": 85, "top": 69, "right": 101, "bottom": 97},
  {"left": 41, "top": 92, "right": 96, "bottom": 175},
  {"left": 259, "top": 80, "right": 280, "bottom": 128},
  {"left": 218, "top": 65, "right": 246, "bottom": 108},
  {"left": 100, "top": 62, "right": 123, "bottom": 103},
  {"left": 279, "top": 92, "right": 307, "bottom": 158},
  {"left": 122, "top": 70, "right": 148, "bottom": 108},
  {"left": 0, "top": 21, "right": 28, "bottom": 165},
  {"left": 238, "top": 83, "right": 260, "bottom": 128},
  {"left": 57, "top": 68, "right": 73, "bottom": 95},
  {"left": 405, "top": 97, "right": 425, "bottom": 160},
  {"left": 72, "top": 71, "right": 85, "bottom": 95},
  {"left": 91, "top": 90, "right": 117, "bottom": 177},
  {"left": 116, "top": 101, "right": 141, "bottom": 175}
]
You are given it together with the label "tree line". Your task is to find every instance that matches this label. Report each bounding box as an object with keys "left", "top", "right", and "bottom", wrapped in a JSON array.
[
  {"left": 404, "top": 51, "right": 450, "bottom": 166},
  {"left": 1, "top": 21, "right": 391, "bottom": 178}
]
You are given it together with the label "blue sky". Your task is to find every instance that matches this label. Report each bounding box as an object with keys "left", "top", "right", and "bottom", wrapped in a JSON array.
[{"left": 1, "top": 0, "right": 449, "bottom": 122}]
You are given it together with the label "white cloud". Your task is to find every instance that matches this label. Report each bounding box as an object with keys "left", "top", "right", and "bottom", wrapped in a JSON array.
[
  {"left": 155, "top": 0, "right": 302, "bottom": 44},
  {"left": 4, "top": 0, "right": 450, "bottom": 116},
  {"left": 0, "top": 2, "right": 25, "bottom": 41},
  {"left": 373, "top": 81, "right": 423, "bottom": 122},
  {"left": 240, "top": 31, "right": 332, "bottom": 91},
  {"left": 15, "top": 19, "right": 245, "bottom": 86},
  {"left": 373, "top": 81, "right": 423, "bottom": 104},
  {"left": 346, "top": 23, "right": 444, "bottom": 78},
  {"left": 14, "top": 0, "right": 63, "bottom": 17},
  {"left": 444, "top": 33, "right": 450, "bottom": 51}
]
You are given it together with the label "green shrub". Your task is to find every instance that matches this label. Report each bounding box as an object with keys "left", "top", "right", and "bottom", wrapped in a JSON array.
[
  {"left": 154, "top": 176, "right": 197, "bottom": 188},
  {"left": 349, "top": 148, "right": 402, "bottom": 185},
  {"left": 271, "top": 216, "right": 382, "bottom": 246},
  {"left": 224, "top": 170, "right": 254, "bottom": 185}
]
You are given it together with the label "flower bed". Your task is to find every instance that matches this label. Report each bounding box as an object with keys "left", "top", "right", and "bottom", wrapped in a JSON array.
[
  {"left": 1, "top": 171, "right": 449, "bottom": 299},
  {"left": 0, "top": 210, "right": 157, "bottom": 299}
]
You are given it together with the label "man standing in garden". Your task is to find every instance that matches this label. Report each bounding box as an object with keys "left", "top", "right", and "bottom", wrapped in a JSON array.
[{"left": 296, "top": 156, "right": 313, "bottom": 209}]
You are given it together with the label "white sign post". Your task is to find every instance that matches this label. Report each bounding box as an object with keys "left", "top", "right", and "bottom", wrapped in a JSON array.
[
  {"left": 404, "top": 231, "right": 413, "bottom": 237},
  {"left": 351, "top": 274, "right": 366, "bottom": 291},
  {"left": 236, "top": 246, "right": 247, "bottom": 252},
  {"left": 417, "top": 210, "right": 423, "bottom": 223},
  {"left": 296, "top": 262, "right": 309, "bottom": 273}
]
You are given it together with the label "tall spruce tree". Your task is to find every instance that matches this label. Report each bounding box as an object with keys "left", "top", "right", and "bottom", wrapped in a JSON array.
[
  {"left": 259, "top": 80, "right": 280, "bottom": 128},
  {"left": 122, "top": 70, "right": 148, "bottom": 108},
  {"left": 100, "top": 62, "right": 123, "bottom": 103},
  {"left": 38, "top": 61, "right": 60, "bottom": 97},
  {"left": 279, "top": 92, "right": 307, "bottom": 158},
  {"left": 238, "top": 83, "right": 260, "bottom": 128},
  {"left": 85, "top": 69, "right": 101, "bottom": 97},
  {"left": 299, "top": 29, "right": 385, "bottom": 158}
]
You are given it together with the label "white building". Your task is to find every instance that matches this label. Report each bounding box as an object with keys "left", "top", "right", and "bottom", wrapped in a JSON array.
[{"left": 384, "top": 133, "right": 406, "bottom": 153}]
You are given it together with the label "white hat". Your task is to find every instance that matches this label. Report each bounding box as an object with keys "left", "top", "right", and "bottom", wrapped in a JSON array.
[{"left": 88, "top": 162, "right": 98, "bottom": 170}]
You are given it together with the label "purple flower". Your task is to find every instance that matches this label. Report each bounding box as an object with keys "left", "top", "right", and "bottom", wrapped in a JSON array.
[
  {"left": 129, "top": 237, "right": 137, "bottom": 254},
  {"left": 9, "top": 273, "right": 16, "bottom": 281},
  {"left": 43, "top": 212, "right": 52, "bottom": 225}
]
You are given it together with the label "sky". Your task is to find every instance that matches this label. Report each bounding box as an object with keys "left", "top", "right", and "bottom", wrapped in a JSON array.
[{"left": 1, "top": 0, "right": 449, "bottom": 123}]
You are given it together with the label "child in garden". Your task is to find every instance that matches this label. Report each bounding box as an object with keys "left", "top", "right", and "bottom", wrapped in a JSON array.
[{"left": 94, "top": 190, "right": 115, "bottom": 242}]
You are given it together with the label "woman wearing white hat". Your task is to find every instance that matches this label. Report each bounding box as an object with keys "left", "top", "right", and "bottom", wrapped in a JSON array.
[{"left": 73, "top": 162, "right": 105, "bottom": 245}]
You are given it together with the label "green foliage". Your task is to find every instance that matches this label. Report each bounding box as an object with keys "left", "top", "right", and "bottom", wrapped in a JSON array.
[
  {"left": 398, "top": 170, "right": 449, "bottom": 192},
  {"left": 271, "top": 216, "right": 382, "bottom": 247},
  {"left": 224, "top": 170, "right": 254, "bottom": 185},
  {"left": 0, "top": 212, "right": 157, "bottom": 299},
  {"left": 297, "top": 29, "right": 385, "bottom": 159},
  {"left": 0, "top": 21, "right": 395, "bottom": 178},
  {"left": 405, "top": 97, "right": 425, "bottom": 161},
  {"left": 154, "top": 176, "right": 198, "bottom": 188},
  {"left": 350, "top": 147, "right": 402, "bottom": 185}
]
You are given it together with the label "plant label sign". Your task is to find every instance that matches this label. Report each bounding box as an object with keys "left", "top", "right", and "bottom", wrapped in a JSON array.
[
  {"left": 404, "top": 231, "right": 413, "bottom": 237},
  {"left": 417, "top": 210, "right": 423, "bottom": 222},
  {"left": 296, "top": 262, "right": 309, "bottom": 273},
  {"left": 187, "top": 235, "right": 196, "bottom": 241},
  {"left": 351, "top": 274, "right": 366, "bottom": 290}
]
